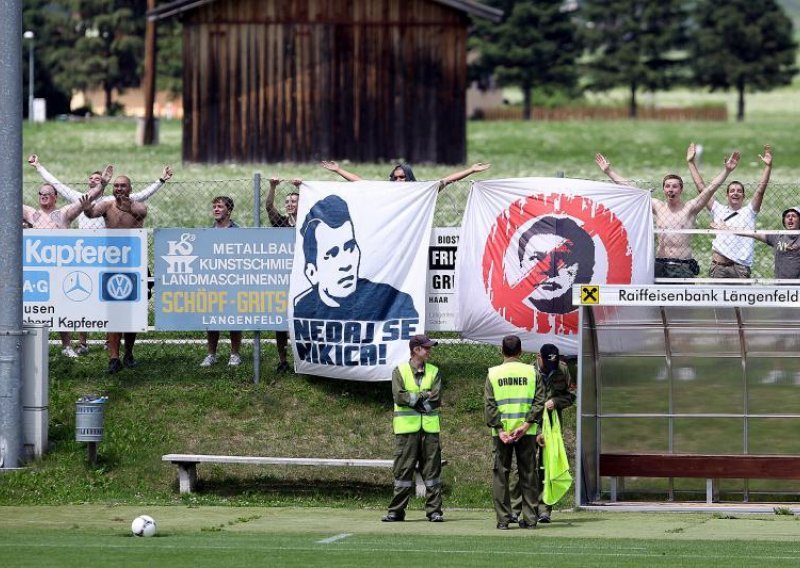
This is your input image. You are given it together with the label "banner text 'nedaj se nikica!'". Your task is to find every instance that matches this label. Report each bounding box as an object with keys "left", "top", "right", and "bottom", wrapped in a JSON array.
[{"left": 288, "top": 181, "right": 438, "bottom": 381}]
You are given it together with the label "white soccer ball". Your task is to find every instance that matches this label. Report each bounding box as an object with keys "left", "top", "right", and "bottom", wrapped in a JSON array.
[{"left": 131, "top": 515, "right": 157, "bottom": 537}]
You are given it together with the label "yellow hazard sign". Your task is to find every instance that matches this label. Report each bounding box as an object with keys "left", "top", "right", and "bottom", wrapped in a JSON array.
[{"left": 581, "top": 285, "right": 599, "bottom": 304}]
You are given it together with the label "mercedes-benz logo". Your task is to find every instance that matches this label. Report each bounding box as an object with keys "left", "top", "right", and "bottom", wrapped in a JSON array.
[{"left": 62, "top": 271, "right": 92, "bottom": 302}]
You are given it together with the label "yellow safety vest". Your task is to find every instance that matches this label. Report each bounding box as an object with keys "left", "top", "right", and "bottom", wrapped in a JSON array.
[
  {"left": 393, "top": 362, "right": 440, "bottom": 434},
  {"left": 488, "top": 361, "right": 537, "bottom": 436}
]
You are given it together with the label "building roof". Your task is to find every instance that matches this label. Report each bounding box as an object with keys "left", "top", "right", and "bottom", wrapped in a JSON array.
[{"left": 148, "top": 0, "right": 502, "bottom": 22}]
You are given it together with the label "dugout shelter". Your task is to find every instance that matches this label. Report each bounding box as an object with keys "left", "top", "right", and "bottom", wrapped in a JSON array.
[{"left": 574, "top": 284, "right": 800, "bottom": 509}]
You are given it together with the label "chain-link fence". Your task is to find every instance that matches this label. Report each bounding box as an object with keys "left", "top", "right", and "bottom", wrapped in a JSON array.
[{"left": 22, "top": 174, "right": 800, "bottom": 375}]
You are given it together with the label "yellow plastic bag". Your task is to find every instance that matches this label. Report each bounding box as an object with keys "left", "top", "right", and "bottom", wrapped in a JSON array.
[{"left": 541, "top": 410, "right": 572, "bottom": 505}]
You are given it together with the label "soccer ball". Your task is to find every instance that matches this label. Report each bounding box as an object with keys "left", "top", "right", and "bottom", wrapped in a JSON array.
[{"left": 131, "top": 515, "right": 157, "bottom": 537}]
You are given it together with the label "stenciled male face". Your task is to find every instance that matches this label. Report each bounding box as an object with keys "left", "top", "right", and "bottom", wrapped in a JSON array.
[
  {"left": 520, "top": 232, "right": 580, "bottom": 303},
  {"left": 305, "top": 220, "right": 361, "bottom": 306}
]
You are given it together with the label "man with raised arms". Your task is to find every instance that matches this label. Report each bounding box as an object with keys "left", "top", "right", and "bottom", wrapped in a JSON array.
[{"left": 595, "top": 151, "right": 740, "bottom": 279}]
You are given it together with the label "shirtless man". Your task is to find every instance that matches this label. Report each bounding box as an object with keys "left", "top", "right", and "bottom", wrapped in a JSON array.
[
  {"left": 82, "top": 176, "right": 148, "bottom": 374},
  {"left": 687, "top": 143, "right": 772, "bottom": 279},
  {"left": 28, "top": 156, "right": 111, "bottom": 353},
  {"left": 595, "top": 151, "right": 740, "bottom": 279},
  {"left": 23, "top": 184, "right": 101, "bottom": 357},
  {"left": 28, "top": 154, "right": 172, "bottom": 229}
]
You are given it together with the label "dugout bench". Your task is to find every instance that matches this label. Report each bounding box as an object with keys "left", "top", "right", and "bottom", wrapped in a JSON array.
[
  {"left": 163, "top": 454, "right": 446, "bottom": 498},
  {"left": 599, "top": 453, "right": 800, "bottom": 504}
]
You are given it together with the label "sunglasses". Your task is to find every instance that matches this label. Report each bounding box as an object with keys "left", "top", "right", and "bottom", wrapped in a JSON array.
[{"left": 38, "top": 192, "right": 55, "bottom": 197}]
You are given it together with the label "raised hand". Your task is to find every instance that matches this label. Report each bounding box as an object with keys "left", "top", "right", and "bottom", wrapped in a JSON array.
[
  {"left": 724, "top": 151, "right": 741, "bottom": 172},
  {"left": 471, "top": 162, "right": 491, "bottom": 173},
  {"left": 79, "top": 193, "right": 94, "bottom": 211},
  {"left": 28, "top": 154, "right": 39, "bottom": 167},
  {"left": 759, "top": 145, "right": 773, "bottom": 167},
  {"left": 320, "top": 160, "right": 339, "bottom": 172},
  {"left": 101, "top": 164, "right": 114, "bottom": 186},
  {"left": 116, "top": 195, "right": 133, "bottom": 213},
  {"left": 161, "top": 165, "right": 174, "bottom": 181},
  {"left": 686, "top": 143, "right": 697, "bottom": 163},
  {"left": 291, "top": 178, "right": 303, "bottom": 187},
  {"left": 269, "top": 176, "right": 282, "bottom": 186},
  {"left": 595, "top": 153, "right": 611, "bottom": 173}
]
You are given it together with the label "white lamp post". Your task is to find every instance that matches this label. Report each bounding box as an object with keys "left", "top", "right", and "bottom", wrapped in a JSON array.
[{"left": 23, "top": 30, "right": 34, "bottom": 122}]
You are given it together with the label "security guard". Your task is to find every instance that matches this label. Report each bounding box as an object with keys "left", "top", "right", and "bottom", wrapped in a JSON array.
[
  {"left": 382, "top": 334, "right": 444, "bottom": 523},
  {"left": 510, "top": 343, "right": 575, "bottom": 523},
  {"left": 485, "top": 335, "right": 544, "bottom": 530}
]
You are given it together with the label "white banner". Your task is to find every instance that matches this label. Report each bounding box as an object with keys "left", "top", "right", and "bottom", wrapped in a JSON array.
[
  {"left": 456, "top": 178, "right": 653, "bottom": 355},
  {"left": 288, "top": 181, "right": 439, "bottom": 380},
  {"left": 23, "top": 229, "right": 149, "bottom": 332},
  {"left": 426, "top": 228, "right": 459, "bottom": 331}
]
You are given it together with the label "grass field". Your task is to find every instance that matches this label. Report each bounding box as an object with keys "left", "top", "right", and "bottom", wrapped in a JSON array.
[
  {"left": 3, "top": 506, "right": 800, "bottom": 567},
  {"left": 8, "top": 89, "right": 800, "bottom": 564}
]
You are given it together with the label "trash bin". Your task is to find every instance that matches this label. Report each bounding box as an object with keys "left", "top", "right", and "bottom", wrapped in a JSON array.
[{"left": 75, "top": 397, "right": 108, "bottom": 442}]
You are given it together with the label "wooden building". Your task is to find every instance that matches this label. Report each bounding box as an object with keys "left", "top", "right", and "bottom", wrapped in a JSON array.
[{"left": 148, "top": 0, "right": 501, "bottom": 164}]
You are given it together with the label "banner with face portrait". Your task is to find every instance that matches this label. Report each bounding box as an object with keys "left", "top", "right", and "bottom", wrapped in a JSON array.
[
  {"left": 456, "top": 178, "right": 653, "bottom": 356},
  {"left": 289, "top": 180, "right": 439, "bottom": 381}
]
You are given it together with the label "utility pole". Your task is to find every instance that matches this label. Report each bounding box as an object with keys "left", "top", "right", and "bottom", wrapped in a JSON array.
[
  {"left": 0, "top": 0, "right": 25, "bottom": 468},
  {"left": 142, "top": 0, "right": 158, "bottom": 145}
]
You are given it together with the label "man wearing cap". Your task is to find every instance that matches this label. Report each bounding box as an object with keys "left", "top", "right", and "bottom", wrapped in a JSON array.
[
  {"left": 382, "top": 334, "right": 444, "bottom": 523},
  {"left": 510, "top": 343, "right": 576, "bottom": 524},
  {"left": 485, "top": 335, "right": 545, "bottom": 530}
]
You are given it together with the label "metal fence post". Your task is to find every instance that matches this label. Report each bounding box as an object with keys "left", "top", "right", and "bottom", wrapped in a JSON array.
[
  {"left": 556, "top": 170, "right": 565, "bottom": 178},
  {"left": 0, "top": 0, "right": 25, "bottom": 468},
  {"left": 252, "top": 172, "right": 262, "bottom": 384}
]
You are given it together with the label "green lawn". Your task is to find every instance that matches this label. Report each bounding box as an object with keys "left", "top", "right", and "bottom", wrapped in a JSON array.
[{"left": 2, "top": 506, "right": 800, "bottom": 567}]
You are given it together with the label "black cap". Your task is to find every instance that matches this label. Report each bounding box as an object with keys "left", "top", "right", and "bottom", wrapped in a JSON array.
[
  {"left": 540, "top": 343, "right": 559, "bottom": 371},
  {"left": 409, "top": 335, "right": 437, "bottom": 350}
]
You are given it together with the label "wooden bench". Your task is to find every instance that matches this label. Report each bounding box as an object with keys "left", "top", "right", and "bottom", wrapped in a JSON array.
[
  {"left": 599, "top": 453, "right": 800, "bottom": 504},
  {"left": 163, "top": 454, "right": 444, "bottom": 498}
]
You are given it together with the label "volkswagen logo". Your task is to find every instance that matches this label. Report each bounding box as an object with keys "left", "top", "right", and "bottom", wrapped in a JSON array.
[{"left": 105, "top": 274, "right": 134, "bottom": 300}]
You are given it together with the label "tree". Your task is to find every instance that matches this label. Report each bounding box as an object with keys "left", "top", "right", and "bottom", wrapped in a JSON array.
[
  {"left": 22, "top": 0, "right": 78, "bottom": 117},
  {"left": 50, "top": 0, "right": 146, "bottom": 115},
  {"left": 580, "top": 1, "right": 687, "bottom": 118},
  {"left": 471, "top": 0, "right": 581, "bottom": 120},
  {"left": 690, "top": 0, "right": 798, "bottom": 121}
]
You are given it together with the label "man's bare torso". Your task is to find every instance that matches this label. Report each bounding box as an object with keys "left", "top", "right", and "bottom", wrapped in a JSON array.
[
  {"left": 23, "top": 206, "right": 74, "bottom": 229},
  {"left": 652, "top": 199, "right": 697, "bottom": 259}
]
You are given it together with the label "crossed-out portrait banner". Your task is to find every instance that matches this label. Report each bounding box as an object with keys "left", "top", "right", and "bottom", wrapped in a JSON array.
[
  {"left": 456, "top": 178, "right": 653, "bottom": 356},
  {"left": 289, "top": 181, "right": 439, "bottom": 381}
]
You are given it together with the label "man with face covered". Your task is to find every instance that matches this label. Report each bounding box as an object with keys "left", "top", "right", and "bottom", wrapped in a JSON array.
[
  {"left": 516, "top": 216, "right": 595, "bottom": 316},
  {"left": 293, "top": 195, "right": 418, "bottom": 321}
]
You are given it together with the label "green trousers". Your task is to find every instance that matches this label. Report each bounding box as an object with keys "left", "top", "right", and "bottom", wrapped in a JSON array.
[
  {"left": 492, "top": 435, "right": 539, "bottom": 524},
  {"left": 510, "top": 444, "right": 549, "bottom": 516},
  {"left": 386, "top": 431, "right": 442, "bottom": 517}
]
